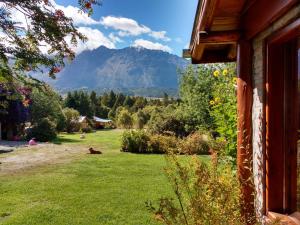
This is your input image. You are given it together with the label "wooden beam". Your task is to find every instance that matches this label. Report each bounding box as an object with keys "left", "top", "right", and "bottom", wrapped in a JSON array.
[
  {"left": 190, "top": 0, "right": 220, "bottom": 54},
  {"left": 182, "top": 49, "right": 191, "bottom": 58},
  {"left": 199, "top": 31, "right": 240, "bottom": 44},
  {"left": 242, "top": 0, "right": 298, "bottom": 39},
  {"left": 227, "top": 44, "right": 237, "bottom": 60},
  {"left": 237, "top": 40, "right": 255, "bottom": 224},
  {"left": 191, "top": 48, "right": 236, "bottom": 64}
]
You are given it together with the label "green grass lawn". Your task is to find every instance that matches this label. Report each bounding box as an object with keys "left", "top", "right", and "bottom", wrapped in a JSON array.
[{"left": 0, "top": 130, "right": 209, "bottom": 225}]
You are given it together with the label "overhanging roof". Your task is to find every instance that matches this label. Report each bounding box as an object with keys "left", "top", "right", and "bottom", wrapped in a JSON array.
[
  {"left": 184, "top": 0, "right": 299, "bottom": 64},
  {"left": 185, "top": 0, "right": 246, "bottom": 64}
]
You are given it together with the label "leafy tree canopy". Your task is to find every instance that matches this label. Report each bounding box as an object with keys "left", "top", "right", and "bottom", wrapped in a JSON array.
[{"left": 0, "top": 0, "right": 100, "bottom": 87}]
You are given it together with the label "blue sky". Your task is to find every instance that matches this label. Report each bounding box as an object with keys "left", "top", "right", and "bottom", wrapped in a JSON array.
[{"left": 54, "top": 0, "right": 198, "bottom": 56}]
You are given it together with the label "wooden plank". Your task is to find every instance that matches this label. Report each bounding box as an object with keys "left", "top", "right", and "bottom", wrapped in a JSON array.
[
  {"left": 242, "top": 0, "right": 298, "bottom": 39},
  {"left": 199, "top": 31, "right": 240, "bottom": 44},
  {"left": 237, "top": 40, "right": 255, "bottom": 224},
  {"left": 182, "top": 49, "right": 191, "bottom": 58},
  {"left": 266, "top": 43, "right": 285, "bottom": 213},
  {"left": 227, "top": 44, "right": 237, "bottom": 60},
  {"left": 190, "top": 0, "right": 219, "bottom": 55}
]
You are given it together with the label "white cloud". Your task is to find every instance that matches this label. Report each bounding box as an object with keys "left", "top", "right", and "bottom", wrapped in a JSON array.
[
  {"left": 70, "top": 27, "right": 115, "bottom": 54},
  {"left": 101, "top": 16, "right": 151, "bottom": 36},
  {"left": 109, "top": 33, "right": 123, "bottom": 43},
  {"left": 51, "top": 1, "right": 100, "bottom": 26},
  {"left": 132, "top": 39, "right": 172, "bottom": 53},
  {"left": 149, "top": 31, "right": 171, "bottom": 42},
  {"left": 100, "top": 16, "right": 171, "bottom": 41}
]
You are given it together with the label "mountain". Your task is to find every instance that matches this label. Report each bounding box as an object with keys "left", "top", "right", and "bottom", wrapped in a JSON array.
[{"left": 41, "top": 46, "right": 189, "bottom": 97}]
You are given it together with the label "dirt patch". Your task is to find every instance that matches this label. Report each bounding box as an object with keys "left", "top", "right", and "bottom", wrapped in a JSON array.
[{"left": 0, "top": 144, "right": 90, "bottom": 175}]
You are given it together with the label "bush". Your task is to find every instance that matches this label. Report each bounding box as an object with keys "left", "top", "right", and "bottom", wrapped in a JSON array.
[
  {"left": 116, "top": 109, "right": 133, "bottom": 129},
  {"left": 121, "top": 130, "right": 149, "bottom": 153},
  {"left": 147, "top": 134, "right": 178, "bottom": 154},
  {"left": 149, "top": 113, "right": 187, "bottom": 137},
  {"left": 28, "top": 118, "right": 57, "bottom": 141},
  {"left": 146, "top": 155, "right": 249, "bottom": 225},
  {"left": 81, "top": 126, "right": 93, "bottom": 133},
  {"left": 179, "top": 132, "right": 210, "bottom": 155},
  {"left": 62, "top": 107, "right": 80, "bottom": 133}
]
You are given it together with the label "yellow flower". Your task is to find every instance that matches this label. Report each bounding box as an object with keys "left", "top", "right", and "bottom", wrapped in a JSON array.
[
  {"left": 213, "top": 70, "right": 220, "bottom": 77},
  {"left": 232, "top": 77, "right": 238, "bottom": 83},
  {"left": 210, "top": 100, "right": 215, "bottom": 105},
  {"left": 214, "top": 97, "right": 220, "bottom": 103},
  {"left": 222, "top": 69, "right": 228, "bottom": 76}
]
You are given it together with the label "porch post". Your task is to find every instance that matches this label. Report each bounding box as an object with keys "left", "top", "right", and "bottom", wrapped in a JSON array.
[{"left": 237, "top": 40, "right": 255, "bottom": 224}]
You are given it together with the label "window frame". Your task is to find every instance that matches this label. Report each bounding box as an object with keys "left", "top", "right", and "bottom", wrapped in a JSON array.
[{"left": 264, "top": 18, "right": 300, "bottom": 214}]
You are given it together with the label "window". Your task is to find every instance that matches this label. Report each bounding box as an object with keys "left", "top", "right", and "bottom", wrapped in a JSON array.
[{"left": 265, "top": 19, "right": 300, "bottom": 214}]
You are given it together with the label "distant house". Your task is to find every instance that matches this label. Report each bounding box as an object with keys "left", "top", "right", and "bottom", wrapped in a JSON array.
[
  {"left": 185, "top": 0, "right": 299, "bottom": 224},
  {"left": 78, "top": 116, "right": 112, "bottom": 129},
  {"left": 78, "top": 116, "right": 90, "bottom": 129},
  {"left": 93, "top": 116, "right": 112, "bottom": 129}
]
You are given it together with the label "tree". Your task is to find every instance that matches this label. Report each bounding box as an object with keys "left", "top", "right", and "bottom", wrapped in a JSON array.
[
  {"left": 107, "top": 90, "right": 116, "bottom": 108},
  {"left": 133, "top": 110, "right": 148, "bottom": 129},
  {"left": 123, "top": 96, "right": 135, "bottom": 108},
  {"left": 62, "top": 107, "right": 80, "bottom": 133},
  {"left": 30, "top": 87, "right": 64, "bottom": 128},
  {"left": 0, "top": 0, "right": 100, "bottom": 100},
  {"left": 179, "top": 65, "right": 215, "bottom": 131},
  {"left": 117, "top": 109, "right": 133, "bottom": 129}
]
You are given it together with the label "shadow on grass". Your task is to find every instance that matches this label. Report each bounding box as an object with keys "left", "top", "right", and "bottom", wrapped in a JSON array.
[
  {"left": 52, "top": 137, "right": 82, "bottom": 145},
  {"left": 0, "top": 149, "right": 14, "bottom": 154}
]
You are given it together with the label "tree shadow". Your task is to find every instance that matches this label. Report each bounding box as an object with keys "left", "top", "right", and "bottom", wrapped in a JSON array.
[
  {"left": 0, "top": 149, "right": 14, "bottom": 154},
  {"left": 52, "top": 137, "right": 82, "bottom": 145}
]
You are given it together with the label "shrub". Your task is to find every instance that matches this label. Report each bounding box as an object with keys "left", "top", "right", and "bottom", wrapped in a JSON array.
[
  {"left": 149, "top": 113, "right": 187, "bottom": 137},
  {"left": 63, "top": 107, "right": 80, "bottom": 133},
  {"left": 81, "top": 126, "right": 93, "bottom": 133},
  {"left": 116, "top": 109, "right": 133, "bottom": 129},
  {"left": 28, "top": 117, "right": 57, "bottom": 141},
  {"left": 146, "top": 154, "right": 249, "bottom": 225},
  {"left": 133, "top": 110, "right": 148, "bottom": 129},
  {"left": 179, "top": 132, "right": 210, "bottom": 155},
  {"left": 147, "top": 134, "right": 178, "bottom": 154},
  {"left": 121, "top": 130, "right": 149, "bottom": 153}
]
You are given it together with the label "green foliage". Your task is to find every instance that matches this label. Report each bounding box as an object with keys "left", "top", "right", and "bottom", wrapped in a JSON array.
[
  {"left": 0, "top": 0, "right": 89, "bottom": 86},
  {"left": 116, "top": 108, "right": 133, "bottom": 129},
  {"left": 179, "top": 132, "right": 211, "bottom": 155},
  {"left": 62, "top": 107, "right": 80, "bottom": 133},
  {"left": 121, "top": 130, "right": 149, "bottom": 153},
  {"left": 64, "top": 91, "right": 93, "bottom": 118},
  {"left": 147, "top": 155, "right": 246, "bottom": 225},
  {"left": 81, "top": 126, "right": 93, "bottom": 133},
  {"left": 28, "top": 118, "right": 57, "bottom": 142},
  {"left": 30, "top": 88, "right": 63, "bottom": 126},
  {"left": 209, "top": 65, "right": 237, "bottom": 158},
  {"left": 179, "top": 64, "right": 237, "bottom": 158},
  {"left": 133, "top": 110, "right": 148, "bottom": 129},
  {"left": 179, "top": 65, "right": 214, "bottom": 131},
  {"left": 148, "top": 105, "right": 187, "bottom": 137},
  {"left": 147, "top": 134, "right": 178, "bottom": 154}
]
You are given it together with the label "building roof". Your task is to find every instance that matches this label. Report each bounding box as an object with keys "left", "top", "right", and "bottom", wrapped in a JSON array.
[
  {"left": 78, "top": 116, "right": 87, "bottom": 123},
  {"left": 93, "top": 116, "right": 112, "bottom": 123},
  {"left": 185, "top": 0, "right": 245, "bottom": 64},
  {"left": 185, "top": 0, "right": 298, "bottom": 64}
]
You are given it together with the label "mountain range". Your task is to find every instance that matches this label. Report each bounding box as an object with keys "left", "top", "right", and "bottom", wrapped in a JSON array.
[{"left": 38, "top": 46, "right": 190, "bottom": 97}]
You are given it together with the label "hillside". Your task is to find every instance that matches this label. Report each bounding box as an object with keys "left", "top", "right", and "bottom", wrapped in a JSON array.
[{"left": 42, "top": 46, "right": 189, "bottom": 96}]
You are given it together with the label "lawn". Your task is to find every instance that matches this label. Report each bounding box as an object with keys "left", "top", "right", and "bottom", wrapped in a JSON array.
[{"left": 0, "top": 130, "right": 209, "bottom": 225}]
